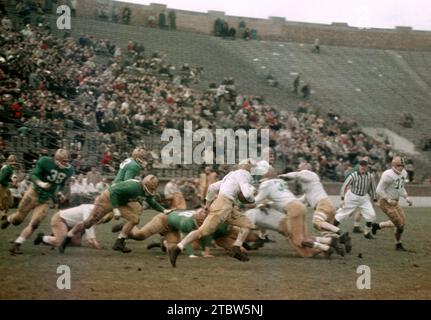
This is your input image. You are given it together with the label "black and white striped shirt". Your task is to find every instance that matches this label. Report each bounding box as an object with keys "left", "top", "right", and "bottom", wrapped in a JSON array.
[{"left": 340, "top": 171, "right": 377, "bottom": 200}]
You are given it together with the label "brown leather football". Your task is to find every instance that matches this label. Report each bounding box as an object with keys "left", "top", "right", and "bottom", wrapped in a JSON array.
[{"left": 238, "top": 191, "right": 254, "bottom": 204}]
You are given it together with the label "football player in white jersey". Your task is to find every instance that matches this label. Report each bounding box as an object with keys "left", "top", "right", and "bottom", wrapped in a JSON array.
[
  {"left": 251, "top": 167, "right": 344, "bottom": 258},
  {"left": 279, "top": 165, "right": 352, "bottom": 253},
  {"left": 373, "top": 157, "right": 413, "bottom": 251},
  {"left": 33, "top": 204, "right": 101, "bottom": 249},
  {"left": 168, "top": 159, "right": 257, "bottom": 267}
]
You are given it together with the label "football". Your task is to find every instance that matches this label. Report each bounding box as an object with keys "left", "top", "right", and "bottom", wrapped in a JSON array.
[{"left": 238, "top": 190, "right": 254, "bottom": 204}]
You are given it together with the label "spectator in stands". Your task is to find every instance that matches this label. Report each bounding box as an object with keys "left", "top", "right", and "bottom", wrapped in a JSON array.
[
  {"left": 100, "top": 150, "right": 114, "bottom": 173},
  {"left": 266, "top": 73, "right": 279, "bottom": 88},
  {"left": 312, "top": 38, "right": 320, "bottom": 53},
  {"left": 168, "top": 10, "right": 176, "bottom": 30},
  {"left": 0, "top": 2, "right": 7, "bottom": 15},
  {"left": 68, "top": 0, "right": 77, "bottom": 17},
  {"left": 112, "top": 5, "right": 120, "bottom": 23},
  {"left": 198, "top": 166, "right": 218, "bottom": 202},
  {"left": 243, "top": 28, "right": 251, "bottom": 41},
  {"left": 159, "top": 10, "right": 168, "bottom": 30},
  {"left": 221, "top": 21, "right": 229, "bottom": 38},
  {"left": 400, "top": 112, "right": 414, "bottom": 128},
  {"left": 293, "top": 74, "right": 301, "bottom": 94},
  {"left": 229, "top": 27, "right": 236, "bottom": 40},
  {"left": 1, "top": 16, "right": 12, "bottom": 31},
  {"left": 164, "top": 179, "right": 187, "bottom": 209},
  {"left": 147, "top": 15, "right": 156, "bottom": 28},
  {"left": 96, "top": 177, "right": 110, "bottom": 194},
  {"left": 122, "top": 7, "right": 131, "bottom": 24},
  {"left": 214, "top": 18, "right": 223, "bottom": 36},
  {"left": 250, "top": 28, "right": 257, "bottom": 40},
  {"left": 238, "top": 20, "right": 246, "bottom": 38},
  {"left": 97, "top": 5, "right": 109, "bottom": 20},
  {"left": 301, "top": 83, "right": 311, "bottom": 99},
  {"left": 405, "top": 159, "right": 415, "bottom": 183},
  {"left": 86, "top": 167, "right": 102, "bottom": 186},
  {"left": 420, "top": 135, "right": 431, "bottom": 151}
]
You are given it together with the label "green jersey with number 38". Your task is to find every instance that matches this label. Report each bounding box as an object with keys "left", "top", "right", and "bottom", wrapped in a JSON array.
[{"left": 30, "top": 156, "right": 74, "bottom": 203}]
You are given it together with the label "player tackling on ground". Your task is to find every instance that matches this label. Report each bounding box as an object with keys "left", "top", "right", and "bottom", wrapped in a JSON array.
[{"left": 168, "top": 159, "right": 257, "bottom": 267}]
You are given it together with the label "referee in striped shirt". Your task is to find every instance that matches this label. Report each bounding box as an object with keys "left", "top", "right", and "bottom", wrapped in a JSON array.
[{"left": 334, "top": 159, "right": 377, "bottom": 239}]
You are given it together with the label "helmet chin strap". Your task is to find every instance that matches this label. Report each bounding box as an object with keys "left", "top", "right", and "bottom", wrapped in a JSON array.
[
  {"left": 55, "top": 160, "right": 67, "bottom": 169},
  {"left": 143, "top": 184, "right": 155, "bottom": 196},
  {"left": 136, "top": 158, "right": 147, "bottom": 168},
  {"left": 392, "top": 167, "right": 402, "bottom": 175}
]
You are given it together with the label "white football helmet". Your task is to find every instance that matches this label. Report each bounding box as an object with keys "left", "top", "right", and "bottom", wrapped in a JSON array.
[{"left": 238, "top": 158, "right": 257, "bottom": 172}]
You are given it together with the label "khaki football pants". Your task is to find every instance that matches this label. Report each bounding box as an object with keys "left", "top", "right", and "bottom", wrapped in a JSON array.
[
  {"left": 214, "top": 226, "right": 259, "bottom": 252},
  {"left": 8, "top": 187, "right": 49, "bottom": 228},
  {"left": 129, "top": 213, "right": 170, "bottom": 240},
  {"left": 168, "top": 192, "right": 187, "bottom": 210},
  {"left": 0, "top": 185, "right": 13, "bottom": 212},
  {"left": 313, "top": 197, "right": 336, "bottom": 230},
  {"left": 279, "top": 200, "right": 321, "bottom": 258},
  {"left": 83, "top": 191, "right": 142, "bottom": 228},
  {"left": 198, "top": 195, "right": 255, "bottom": 238},
  {"left": 379, "top": 199, "right": 406, "bottom": 228}
]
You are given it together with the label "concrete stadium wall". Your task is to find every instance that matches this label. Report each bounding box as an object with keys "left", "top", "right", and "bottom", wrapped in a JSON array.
[{"left": 74, "top": 1, "right": 431, "bottom": 51}]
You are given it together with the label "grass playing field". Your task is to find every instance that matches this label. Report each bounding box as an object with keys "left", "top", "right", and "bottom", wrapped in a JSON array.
[{"left": 0, "top": 207, "right": 430, "bottom": 300}]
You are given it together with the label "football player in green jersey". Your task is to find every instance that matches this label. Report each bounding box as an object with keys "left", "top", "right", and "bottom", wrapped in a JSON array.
[
  {"left": 98, "top": 147, "right": 149, "bottom": 223},
  {"left": 0, "top": 155, "right": 20, "bottom": 217},
  {"left": 113, "top": 208, "right": 259, "bottom": 258},
  {"left": 112, "top": 147, "right": 148, "bottom": 185},
  {"left": 2, "top": 149, "right": 73, "bottom": 255},
  {"left": 59, "top": 175, "right": 171, "bottom": 253}
]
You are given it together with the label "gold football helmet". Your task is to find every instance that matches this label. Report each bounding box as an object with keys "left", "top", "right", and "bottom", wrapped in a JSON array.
[
  {"left": 391, "top": 156, "right": 405, "bottom": 174},
  {"left": 132, "top": 147, "right": 148, "bottom": 167},
  {"left": 142, "top": 175, "right": 159, "bottom": 196},
  {"left": 54, "top": 149, "right": 69, "bottom": 169}
]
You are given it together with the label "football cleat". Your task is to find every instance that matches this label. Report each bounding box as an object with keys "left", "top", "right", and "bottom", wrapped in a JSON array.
[
  {"left": 112, "top": 238, "right": 132, "bottom": 253},
  {"left": 231, "top": 245, "right": 250, "bottom": 262},
  {"left": 111, "top": 222, "right": 125, "bottom": 233},
  {"left": 249, "top": 237, "right": 265, "bottom": 250},
  {"left": 330, "top": 237, "right": 345, "bottom": 257},
  {"left": 58, "top": 236, "right": 72, "bottom": 253},
  {"left": 371, "top": 223, "right": 381, "bottom": 235},
  {"left": 352, "top": 226, "right": 363, "bottom": 234},
  {"left": 395, "top": 243, "right": 407, "bottom": 251},
  {"left": 1, "top": 216, "right": 10, "bottom": 229},
  {"left": 339, "top": 232, "right": 352, "bottom": 253},
  {"left": 168, "top": 245, "right": 182, "bottom": 268},
  {"left": 34, "top": 233, "right": 45, "bottom": 245},
  {"left": 364, "top": 233, "right": 374, "bottom": 240},
  {"left": 324, "top": 247, "right": 335, "bottom": 259},
  {"left": 9, "top": 243, "right": 23, "bottom": 255}
]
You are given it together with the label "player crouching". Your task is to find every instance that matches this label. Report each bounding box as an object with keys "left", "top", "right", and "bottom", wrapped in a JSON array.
[{"left": 34, "top": 204, "right": 101, "bottom": 250}]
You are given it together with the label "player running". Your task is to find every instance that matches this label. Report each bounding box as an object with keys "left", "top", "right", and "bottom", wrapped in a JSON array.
[
  {"left": 2, "top": 149, "right": 73, "bottom": 255},
  {"left": 372, "top": 156, "right": 413, "bottom": 251}
]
